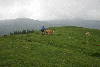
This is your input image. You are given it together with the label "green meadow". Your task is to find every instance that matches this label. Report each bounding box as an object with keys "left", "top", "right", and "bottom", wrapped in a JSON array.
[{"left": 0, "top": 26, "right": 100, "bottom": 67}]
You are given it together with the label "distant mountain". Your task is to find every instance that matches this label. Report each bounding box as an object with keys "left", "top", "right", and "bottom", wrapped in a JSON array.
[
  {"left": 43, "top": 19, "right": 100, "bottom": 30},
  {"left": 0, "top": 18, "right": 100, "bottom": 36},
  {"left": 0, "top": 18, "right": 54, "bottom": 36}
]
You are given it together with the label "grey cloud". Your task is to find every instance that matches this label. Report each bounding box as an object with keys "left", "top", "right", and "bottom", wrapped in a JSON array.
[
  {"left": 0, "top": 0, "right": 100, "bottom": 20},
  {"left": 42, "top": 0, "right": 100, "bottom": 20},
  {"left": 0, "top": 0, "right": 15, "bottom": 7},
  {"left": 0, "top": 0, "right": 31, "bottom": 7}
]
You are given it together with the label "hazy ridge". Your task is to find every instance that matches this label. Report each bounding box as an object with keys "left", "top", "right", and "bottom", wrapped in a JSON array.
[{"left": 0, "top": 18, "right": 100, "bottom": 36}]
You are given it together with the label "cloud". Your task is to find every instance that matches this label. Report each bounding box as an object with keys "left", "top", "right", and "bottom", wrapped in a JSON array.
[
  {"left": 38, "top": 0, "right": 100, "bottom": 20},
  {"left": 0, "top": 0, "right": 14, "bottom": 7},
  {"left": 0, "top": 0, "right": 31, "bottom": 7},
  {"left": 86, "top": 10, "right": 100, "bottom": 20},
  {"left": 0, "top": 0, "right": 100, "bottom": 20}
]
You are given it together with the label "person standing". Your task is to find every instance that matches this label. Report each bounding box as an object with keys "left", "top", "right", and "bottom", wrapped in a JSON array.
[{"left": 41, "top": 26, "right": 45, "bottom": 35}]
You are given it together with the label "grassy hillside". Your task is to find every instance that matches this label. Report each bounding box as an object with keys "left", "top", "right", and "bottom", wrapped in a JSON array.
[{"left": 0, "top": 26, "right": 100, "bottom": 67}]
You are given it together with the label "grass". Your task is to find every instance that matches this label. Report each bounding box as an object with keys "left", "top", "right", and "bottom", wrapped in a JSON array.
[{"left": 0, "top": 26, "right": 100, "bottom": 67}]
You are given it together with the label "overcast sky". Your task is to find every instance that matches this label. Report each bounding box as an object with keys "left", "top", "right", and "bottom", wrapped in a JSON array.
[{"left": 0, "top": 0, "right": 100, "bottom": 21}]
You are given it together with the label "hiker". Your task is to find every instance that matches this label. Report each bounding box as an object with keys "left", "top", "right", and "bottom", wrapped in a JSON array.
[
  {"left": 43, "top": 33, "right": 45, "bottom": 37},
  {"left": 41, "top": 26, "right": 45, "bottom": 35}
]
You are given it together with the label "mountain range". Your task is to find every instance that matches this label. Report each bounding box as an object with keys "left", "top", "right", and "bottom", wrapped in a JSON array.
[{"left": 0, "top": 18, "right": 100, "bottom": 36}]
